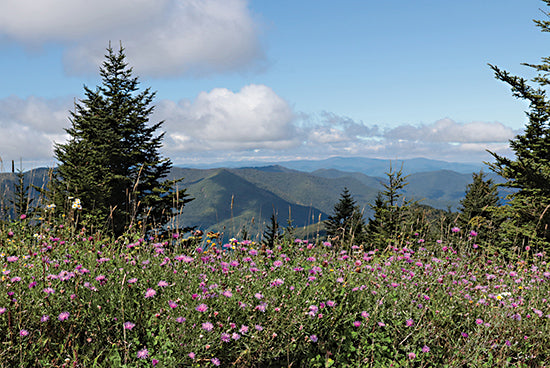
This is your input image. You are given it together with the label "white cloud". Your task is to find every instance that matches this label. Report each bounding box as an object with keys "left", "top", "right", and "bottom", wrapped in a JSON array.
[
  {"left": 0, "top": 92, "right": 517, "bottom": 170},
  {"left": 156, "top": 84, "right": 298, "bottom": 153},
  {"left": 385, "top": 118, "right": 517, "bottom": 143},
  {"left": 0, "top": 96, "right": 70, "bottom": 166},
  {"left": 0, "top": 0, "right": 264, "bottom": 76}
]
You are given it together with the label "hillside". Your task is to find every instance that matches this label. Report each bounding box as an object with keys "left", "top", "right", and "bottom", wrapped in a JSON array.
[{"left": 0, "top": 164, "right": 497, "bottom": 238}]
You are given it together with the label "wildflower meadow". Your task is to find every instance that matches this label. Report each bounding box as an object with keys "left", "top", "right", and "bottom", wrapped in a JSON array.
[{"left": 1, "top": 210, "right": 550, "bottom": 367}]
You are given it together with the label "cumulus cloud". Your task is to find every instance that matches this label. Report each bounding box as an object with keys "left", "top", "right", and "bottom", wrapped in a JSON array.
[
  {"left": 384, "top": 118, "right": 517, "bottom": 143},
  {"left": 0, "top": 90, "right": 517, "bottom": 169},
  {"left": 156, "top": 84, "right": 298, "bottom": 153},
  {"left": 0, "top": 96, "right": 71, "bottom": 166},
  {"left": 0, "top": 0, "right": 264, "bottom": 76}
]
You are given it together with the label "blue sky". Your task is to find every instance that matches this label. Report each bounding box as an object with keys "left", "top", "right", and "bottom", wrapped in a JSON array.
[{"left": 0, "top": 0, "right": 548, "bottom": 170}]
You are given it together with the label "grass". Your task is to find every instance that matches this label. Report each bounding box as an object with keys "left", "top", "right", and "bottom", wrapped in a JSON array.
[{"left": 1, "top": 211, "right": 550, "bottom": 367}]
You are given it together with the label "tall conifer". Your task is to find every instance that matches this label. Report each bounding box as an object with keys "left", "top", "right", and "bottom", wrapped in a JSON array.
[
  {"left": 51, "top": 45, "right": 192, "bottom": 235},
  {"left": 488, "top": 2, "right": 550, "bottom": 249}
]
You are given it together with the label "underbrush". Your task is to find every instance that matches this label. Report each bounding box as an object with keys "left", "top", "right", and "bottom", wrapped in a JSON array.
[{"left": 1, "top": 217, "right": 549, "bottom": 367}]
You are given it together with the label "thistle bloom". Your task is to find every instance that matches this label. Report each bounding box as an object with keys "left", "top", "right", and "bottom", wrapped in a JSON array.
[
  {"left": 196, "top": 303, "right": 208, "bottom": 312},
  {"left": 20, "top": 329, "right": 29, "bottom": 337},
  {"left": 145, "top": 288, "right": 156, "bottom": 298},
  {"left": 406, "top": 319, "right": 414, "bottom": 327},
  {"left": 124, "top": 322, "right": 135, "bottom": 330},
  {"left": 422, "top": 345, "right": 430, "bottom": 353},
  {"left": 137, "top": 349, "right": 149, "bottom": 359},
  {"left": 58, "top": 312, "right": 70, "bottom": 321}
]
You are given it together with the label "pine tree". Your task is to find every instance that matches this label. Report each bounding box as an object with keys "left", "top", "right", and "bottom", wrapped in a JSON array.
[
  {"left": 488, "top": 2, "right": 550, "bottom": 249},
  {"left": 457, "top": 171, "right": 500, "bottom": 241},
  {"left": 325, "top": 188, "right": 365, "bottom": 247},
  {"left": 262, "top": 211, "right": 280, "bottom": 249},
  {"left": 50, "top": 45, "right": 192, "bottom": 235},
  {"left": 10, "top": 169, "right": 33, "bottom": 218},
  {"left": 366, "top": 164, "right": 415, "bottom": 245}
]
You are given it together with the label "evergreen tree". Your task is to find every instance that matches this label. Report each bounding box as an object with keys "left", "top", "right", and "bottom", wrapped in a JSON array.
[
  {"left": 366, "top": 164, "right": 415, "bottom": 245},
  {"left": 325, "top": 188, "right": 365, "bottom": 247},
  {"left": 50, "top": 45, "right": 192, "bottom": 235},
  {"left": 488, "top": 2, "right": 550, "bottom": 249},
  {"left": 262, "top": 211, "right": 280, "bottom": 249},
  {"left": 457, "top": 171, "right": 501, "bottom": 241},
  {"left": 10, "top": 169, "right": 33, "bottom": 218}
]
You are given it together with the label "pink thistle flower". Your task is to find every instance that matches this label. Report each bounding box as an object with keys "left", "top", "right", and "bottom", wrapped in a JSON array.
[
  {"left": 168, "top": 300, "right": 178, "bottom": 309},
  {"left": 188, "top": 352, "right": 195, "bottom": 359},
  {"left": 176, "top": 317, "right": 186, "bottom": 323},
  {"left": 406, "top": 319, "right": 414, "bottom": 327},
  {"left": 157, "top": 280, "right": 169, "bottom": 287},
  {"left": 211, "top": 358, "right": 220, "bottom": 366},
  {"left": 20, "top": 329, "right": 29, "bottom": 337},
  {"left": 408, "top": 352, "right": 416, "bottom": 360},
  {"left": 202, "top": 322, "right": 214, "bottom": 331},
  {"left": 327, "top": 300, "right": 336, "bottom": 307},
  {"left": 58, "top": 311, "right": 70, "bottom": 321},
  {"left": 310, "top": 334, "right": 318, "bottom": 342},
  {"left": 196, "top": 303, "right": 208, "bottom": 312},
  {"left": 137, "top": 348, "right": 149, "bottom": 359},
  {"left": 231, "top": 332, "right": 241, "bottom": 340},
  {"left": 353, "top": 321, "right": 361, "bottom": 327},
  {"left": 221, "top": 333, "right": 231, "bottom": 342},
  {"left": 145, "top": 288, "right": 156, "bottom": 298},
  {"left": 377, "top": 321, "right": 385, "bottom": 327},
  {"left": 451, "top": 227, "right": 460, "bottom": 233},
  {"left": 239, "top": 325, "right": 249, "bottom": 334},
  {"left": 475, "top": 318, "right": 483, "bottom": 325},
  {"left": 7, "top": 256, "right": 18, "bottom": 262},
  {"left": 422, "top": 345, "right": 430, "bottom": 353},
  {"left": 127, "top": 278, "right": 137, "bottom": 284},
  {"left": 41, "top": 315, "right": 49, "bottom": 322},
  {"left": 124, "top": 322, "right": 135, "bottom": 330}
]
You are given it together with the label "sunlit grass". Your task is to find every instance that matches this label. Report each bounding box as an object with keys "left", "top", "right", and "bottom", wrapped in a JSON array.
[{"left": 1, "top": 213, "right": 549, "bottom": 367}]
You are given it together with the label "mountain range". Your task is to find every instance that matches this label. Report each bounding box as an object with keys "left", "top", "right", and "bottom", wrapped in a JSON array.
[{"left": 0, "top": 157, "right": 503, "bottom": 240}]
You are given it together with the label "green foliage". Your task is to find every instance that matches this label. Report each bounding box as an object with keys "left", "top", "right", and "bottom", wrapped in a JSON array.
[
  {"left": 324, "top": 188, "right": 366, "bottom": 247},
  {"left": 48, "top": 45, "right": 192, "bottom": 235},
  {"left": 262, "top": 211, "right": 280, "bottom": 249},
  {"left": 2, "top": 203, "right": 550, "bottom": 367},
  {"left": 457, "top": 171, "right": 501, "bottom": 243},
  {"left": 487, "top": 5, "right": 550, "bottom": 250},
  {"left": 9, "top": 169, "right": 33, "bottom": 218},
  {"left": 366, "top": 164, "right": 416, "bottom": 246}
]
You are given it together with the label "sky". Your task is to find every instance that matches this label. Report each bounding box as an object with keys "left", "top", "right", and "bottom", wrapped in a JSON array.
[{"left": 0, "top": 0, "right": 549, "bottom": 171}]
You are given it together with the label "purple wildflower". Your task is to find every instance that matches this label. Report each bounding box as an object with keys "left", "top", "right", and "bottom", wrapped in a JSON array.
[
  {"left": 137, "top": 349, "right": 149, "bottom": 359},
  {"left": 58, "top": 312, "right": 70, "bottom": 321},
  {"left": 196, "top": 303, "right": 208, "bottom": 312}
]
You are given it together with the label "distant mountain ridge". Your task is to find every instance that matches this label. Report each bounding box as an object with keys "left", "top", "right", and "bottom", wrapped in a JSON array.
[
  {"left": 0, "top": 158, "right": 501, "bottom": 240},
  {"left": 181, "top": 156, "right": 486, "bottom": 177}
]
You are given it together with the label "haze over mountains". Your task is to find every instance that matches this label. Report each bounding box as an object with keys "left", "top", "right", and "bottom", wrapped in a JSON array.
[{"left": 1, "top": 157, "right": 502, "bottom": 240}]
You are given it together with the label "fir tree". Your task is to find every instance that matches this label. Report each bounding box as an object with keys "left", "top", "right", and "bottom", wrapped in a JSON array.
[
  {"left": 325, "top": 188, "right": 365, "bottom": 247},
  {"left": 488, "top": 2, "right": 550, "bottom": 249},
  {"left": 262, "top": 211, "right": 280, "bottom": 249},
  {"left": 50, "top": 45, "right": 192, "bottom": 235},
  {"left": 10, "top": 169, "right": 33, "bottom": 218},
  {"left": 457, "top": 171, "right": 500, "bottom": 241},
  {"left": 366, "top": 164, "right": 415, "bottom": 245}
]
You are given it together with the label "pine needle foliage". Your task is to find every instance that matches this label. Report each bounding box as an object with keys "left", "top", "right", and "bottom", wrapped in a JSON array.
[
  {"left": 50, "top": 45, "right": 192, "bottom": 235},
  {"left": 325, "top": 187, "right": 365, "bottom": 247},
  {"left": 488, "top": 2, "right": 550, "bottom": 249}
]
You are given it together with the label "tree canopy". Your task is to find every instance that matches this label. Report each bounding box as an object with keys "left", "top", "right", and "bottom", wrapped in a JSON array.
[{"left": 50, "top": 45, "right": 192, "bottom": 235}]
